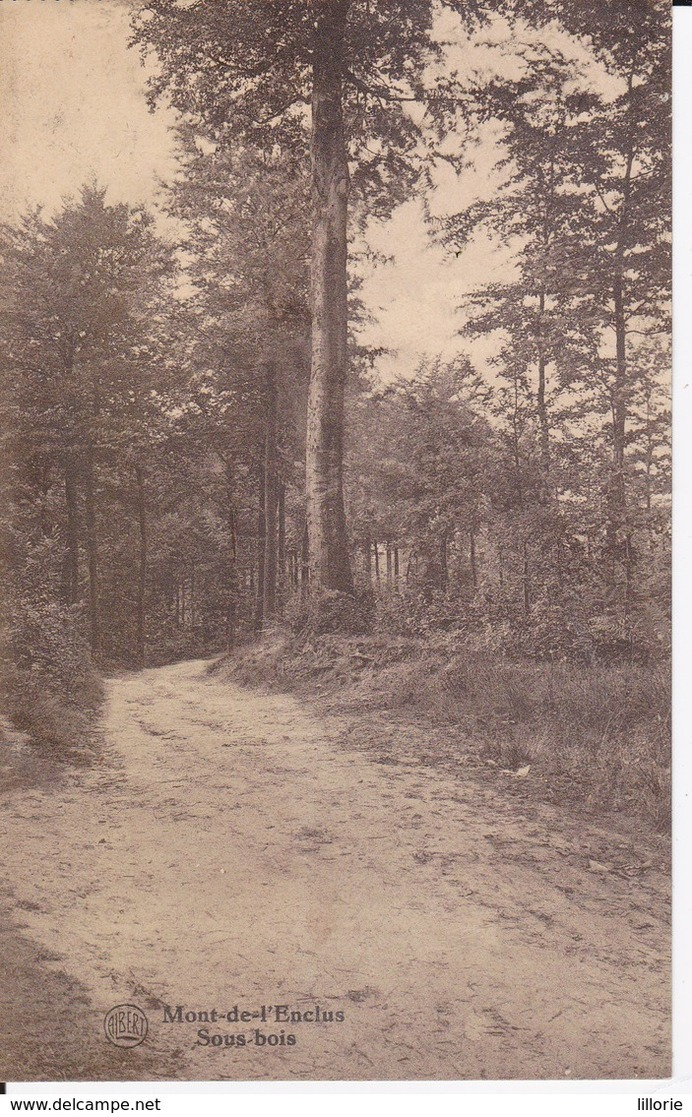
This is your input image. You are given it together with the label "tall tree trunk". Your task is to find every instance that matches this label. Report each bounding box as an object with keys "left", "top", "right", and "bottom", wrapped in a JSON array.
[
  {"left": 263, "top": 362, "right": 279, "bottom": 624},
  {"left": 226, "top": 463, "right": 238, "bottom": 651},
  {"left": 61, "top": 348, "right": 80, "bottom": 606},
  {"left": 254, "top": 479, "right": 266, "bottom": 633},
  {"left": 439, "top": 532, "right": 448, "bottom": 591},
  {"left": 611, "top": 271, "right": 628, "bottom": 521},
  {"left": 644, "top": 392, "right": 654, "bottom": 554},
  {"left": 607, "top": 74, "right": 635, "bottom": 580},
  {"left": 469, "top": 529, "right": 478, "bottom": 588},
  {"left": 405, "top": 550, "right": 416, "bottom": 585},
  {"left": 536, "top": 288, "right": 551, "bottom": 488},
  {"left": 306, "top": 0, "right": 354, "bottom": 597},
  {"left": 536, "top": 127, "right": 557, "bottom": 497},
  {"left": 277, "top": 478, "right": 286, "bottom": 604},
  {"left": 226, "top": 516, "right": 238, "bottom": 651},
  {"left": 63, "top": 463, "right": 79, "bottom": 605},
  {"left": 32, "top": 456, "right": 52, "bottom": 538},
  {"left": 522, "top": 541, "right": 530, "bottom": 616},
  {"left": 609, "top": 206, "right": 634, "bottom": 616},
  {"left": 135, "top": 464, "right": 147, "bottom": 666},
  {"left": 84, "top": 446, "right": 100, "bottom": 654},
  {"left": 300, "top": 518, "right": 309, "bottom": 600}
]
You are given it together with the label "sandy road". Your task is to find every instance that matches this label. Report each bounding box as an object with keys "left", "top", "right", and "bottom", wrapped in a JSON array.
[{"left": 0, "top": 659, "right": 670, "bottom": 1080}]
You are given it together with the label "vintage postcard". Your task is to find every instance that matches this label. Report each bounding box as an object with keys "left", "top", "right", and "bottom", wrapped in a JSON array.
[{"left": 0, "top": 0, "right": 671, "bottom": 1085}]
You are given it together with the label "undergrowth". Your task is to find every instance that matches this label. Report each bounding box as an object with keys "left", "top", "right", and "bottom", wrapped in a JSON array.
[
  {"left": 1, "top": 600, "right": 104, "bottom": 760},
  {"left": 217, "top": 630, "right": 670, "bottom": 831}
]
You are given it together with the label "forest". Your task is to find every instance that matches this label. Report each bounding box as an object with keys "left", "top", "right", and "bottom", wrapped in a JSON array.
[{"left": 0, "top": 0, "right": 670, "bottom": 825}]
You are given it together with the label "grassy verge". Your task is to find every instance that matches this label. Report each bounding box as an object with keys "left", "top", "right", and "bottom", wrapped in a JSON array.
[
  {"left": 0, "top": 901, "right": 164, "bottom": 1081},
  {"left": 217, "top": 631, "right": 671, "bottom": 831},
  {"left": 1, "top": 653, "right": 104, "bottom": 764},
  {"left": 0, "top": 598, "right": 104, "bottom": 763},
  {"left": 2, "top": 673, "right": 103, "bottom": 761}
]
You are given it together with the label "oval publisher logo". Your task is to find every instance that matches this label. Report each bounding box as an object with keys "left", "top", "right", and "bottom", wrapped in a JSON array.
[{"left": 104, "top": 1004, "right": 149, "bottom": 1048}]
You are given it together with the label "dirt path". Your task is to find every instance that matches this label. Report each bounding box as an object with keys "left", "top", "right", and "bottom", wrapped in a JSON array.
[{"left": 0, "top": 660, "right": 670, "bottom": 1081}]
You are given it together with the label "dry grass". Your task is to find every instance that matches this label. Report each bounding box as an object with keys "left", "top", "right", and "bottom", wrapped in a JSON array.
[{"left": 216, "top": 632, "right": 670, "bottom": 830}]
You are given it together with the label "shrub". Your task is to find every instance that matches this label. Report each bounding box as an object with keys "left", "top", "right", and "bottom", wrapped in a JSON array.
[
  {"left": 1, "top": 597, "right": 103, "bottom": 754},
  {"left": 286, "top": 589, "right": 374, "bottom": 636}
]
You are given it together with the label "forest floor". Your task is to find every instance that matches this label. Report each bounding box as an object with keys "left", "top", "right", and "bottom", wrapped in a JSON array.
[{"left": 0, "top": 658, "right": 671, "bottom": 1082}]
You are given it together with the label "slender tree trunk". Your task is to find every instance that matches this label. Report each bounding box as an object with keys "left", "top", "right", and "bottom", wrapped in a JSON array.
[
  {"left": 610, "top": 236, "right": 634, "bottom": 615},
  {"left": 440, "top": 532, "right": 448, "bottom": 591},
  {"left": 135, "top": 464, "right": 147, "bottom": 666},
  {"left": 612, "top": 273, "right": 628, "bottom": 513},
  {"left": 469, "top": 529, "right": 478, "bottom": 588},
  {"left": 607, "top": 75, "right": 635, "bottom": 583},
  {"left": 63, "top": 464, "right": 79, "bottom": 605},
  {"left": 393, "top": 546, "right": 399, "bottom": 582},
  {"left": 536, "top": 289, "right": 551, "bottom": 487},
  {"left": 522, "top": 541, "right": 530, "bottom": 616},
  {"left": 644, "top": 394, "right": 654, "bottom": 554},
  {"left": 263, "top": 362, "right": 279, "bottom": 624},
  {"left": 33, "top": 457, "right": 52, "bottom": 538},
  {"left": 373, "top": 541, "right": 380, "bottom": 580},
  {"left": 512, "top": 375, "right": 522, "bottom": 478},
  {"left": 61, "top": 347, "right": 80, "bottom": 607},
  {"left": 255, "top": 480, "right": 266, "bottom": 633},
  {"left": 405, "top": 550, "right": 416, "bottom": 584},
  {"left": 227, "top": 507, "right": 238, "bottom": 651},
  {"left": 277, "top": 478, "right": 286, "bottom": 603},
  {"left": 225, "top": 462, "right": 238, "bottom": 651},
  {"left": 84, "top": 446, "right": 100, "bottom": 654},
  {"left": 386, "top": 543, "right": 392, "bottom": 584},
  {"left": 300, "top": 518, "right": 309, "bottom": 600},
  {"left": 536, "top": 131, "right": 557, "bottom": 495},
  {"left": 306, "top": 0, "right": 354, "bottom": 597}
]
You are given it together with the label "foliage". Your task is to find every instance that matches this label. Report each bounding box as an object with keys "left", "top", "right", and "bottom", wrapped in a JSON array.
[{"left": 0, "top": 5, "right": 669, "bottom": 805}]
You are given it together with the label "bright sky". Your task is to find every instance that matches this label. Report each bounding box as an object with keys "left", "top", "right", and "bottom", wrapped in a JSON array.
[
  {"left": 0, "top": 2, "right": 178, "bottom": 216},
  {"left": 0, "top": 0, "right": 602, "bottom": 382}
]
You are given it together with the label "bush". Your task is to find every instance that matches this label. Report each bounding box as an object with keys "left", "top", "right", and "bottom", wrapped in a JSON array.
[
  {"left": 1, "top": 598, "right": 103, "bottom": 754},
  {"left": 285, "top": 589, "right": 374, "bottom": 636}
]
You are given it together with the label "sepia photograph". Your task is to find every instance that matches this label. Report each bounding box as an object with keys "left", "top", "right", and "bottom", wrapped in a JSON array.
[{"left": 0, "top": 0, "right": 671, "bottom": 1085}]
